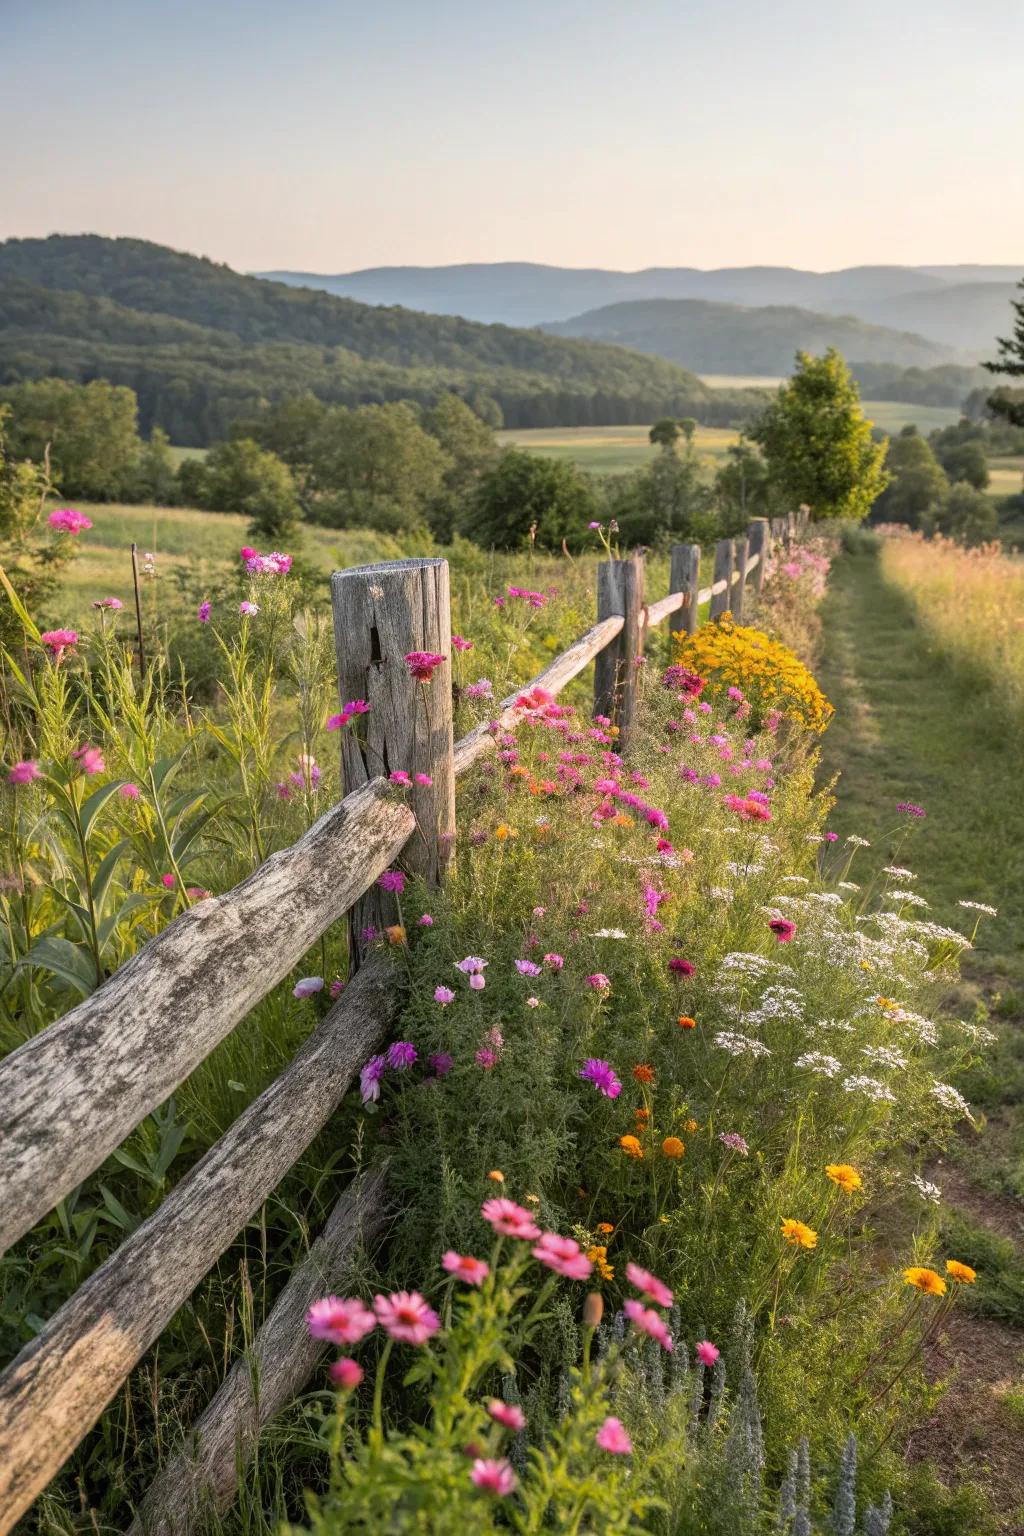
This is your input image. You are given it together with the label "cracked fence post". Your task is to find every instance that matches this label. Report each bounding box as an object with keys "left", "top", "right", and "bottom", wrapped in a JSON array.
[
  {"left": 593, "top": 553, "right": 645, "bottom": 741},
  {"left": 731, "top": 535, "right": 749, "bottom": 623},
  {"left": 670, "top": 542, "right": 701, "bottom": 638},
  {"left": 331, "top": 558, "right": 455, "bottom": 962}
]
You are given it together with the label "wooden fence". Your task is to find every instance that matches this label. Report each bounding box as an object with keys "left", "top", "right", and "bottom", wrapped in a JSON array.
[{"left": 0, "top": 510, "right": 806, "bottom": 1534}]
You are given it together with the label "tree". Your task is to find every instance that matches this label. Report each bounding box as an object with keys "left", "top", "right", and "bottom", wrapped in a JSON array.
[
  {"left": 422, "top": 395, "right": 498, "bottom": 538},
  {"left": 130, "top": 426, "right": 178, "bottom": 504},
  {"left": 937, "top": 438, "right": 989, "bottom": 490},
  {"left": 310, "top": 403, "right": 449, "bottom": 532},
  {"left": 460, "top": 449, "right": 597, "bottom": 550},
  {"left": 649, "top": 418, "right": 681, "bottom": 451},
  {"left": 933, "top": 483, "right": 998, "bottom": 545},
  {"left": 0, "top": 377, "right": 143, "bottom": 500},
  {"left": 984, "top": 276, "right": 1024, "bottom": 427},
  {"left": 609, "top": 423, "right": 716, "bottom": 547},
  {"left": 870, "top": 428, "right": 947, "bottom": 528},
  {"left": 748, "top": 349, "right": 889, "bottom": 521},
  {"left": 712, "top": 441, "right": 776, "bottom": 533},
  {"left": 198, "top": 438, "right": 301, "bottom": 540}
]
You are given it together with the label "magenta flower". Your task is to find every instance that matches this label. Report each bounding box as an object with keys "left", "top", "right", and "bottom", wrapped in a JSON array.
[
  {"left": 239, "top": 600, "right": 259, "bottom": 617},
  {"left": 48, "top": 507, "right": 93, "bottom": 535},
  {"left": 92, "top": 596, "right": 123, "bottom": 610},
  {"left": 543, "top": 952, "right": 564, "bottom": 971},
  {"left": 896, "top": 802, "right": 927, "bottom": 817},
  {"left": 443, "top": 1250, "right": 489, "bottom": 1285},
  {"left": 330, "top": 978, "right": 345, "bottom": 998},
  {"left": 327, "top": 700, "right": 370, "bottom": 730},
  {"left": 579, "top": 1059, "right": 622, "bottom": 1098},
  {"left": 360, "top": 1054, "right": 387, "bottom": 1104},
  {"left": 415, "top": 772, "right": 433, "bottom": 786},
  {"left": 429, "top": 1051, "right": 454, "bottom": 1076},
  {"left": 378, "top": 869, "right": 406, "bottom": 894},
  {"left": 418, "top": 913, "right": 433, "bottom": 926},
  {"left": 515, "top": 959, "right": 542, "bottom": 977},
  {"left": 390, "top": 771, "right": 412, "bottom": 786},
  {"left": 404, "top": 650, "right": 446, "bottom": 682},
  {"left": 476, "top": 1047, "right": 498, "bottom": 1070},
  {"left": 40, "top": 628, "right": 78, "bottom": 662},
  {"left": 470, "top": 1458, "right": 518, "bottom": 1496},
  {"left": 464, "top": 679, "right": 494, "bottom": 699},
  {"left": 532, "top": 1232, "right": 593, "bottom": 1280},
  {"left": 586, "top": 973, "right": 611, "bottom": 993},
  {"left": 387, "top": 1041, "right": 417, "bottom": 1069},
  {"left": 118, "top": 782, "right": 140, "bottom": 800},
  {"left": 488, "top": 1399, "right": 527, "bottom": 1430},
  {"left": 197, "top": 601, "right": 211, "bottom": 623},
  {"left": 329, "top": 1357, "right": 364, "bottom": 1390},
  {"left": 480, "top": 1197, "right": 541, "bottom": 1240},
  {"left": 768, "top": 917, "right": 797, "bottom": 943},
  {"left": 7, "top": 760, "right": 41, "bottom": 785},
  {"left": 160, "top": 873, "right": 176, "bottom": 889},
  {"left": 668, "top": 957, "right": 695, "bottom": 978},
  {"left": 434, "top": 985, "right": 456, "bottom": 1005},
  {"left": 241, "top": 549, "right": 292, "bottom": 575},
  {"left": 596, "top": 1416, "right": 633, "bottom": 1454},
  {"left": 695, "top": 1339, "right": 720, "bottom": 1366},
  {"left": 625, "top": 1262, "right": 673, "bottom": 1309},
  {"left": 451, "top": 634, "right": 473, "bottom": 652},
  {"left": 72, "top": 744, "right": 105, "bottom": 776},
  {"left": 307, "top": 1295, "right": 376, "bottom": 1345},
  {"left": 373, "top": 1289, "right": 440, "bottom": 1345},
  {"left": 624, "top": 1298, "right": 673, "bottom": 1351},
  {"left": 293, "top": 976, "right": 324, "bottom": 999},
  {"left": 718, "top": 1131, "right": 750, "bottom": 1156}
]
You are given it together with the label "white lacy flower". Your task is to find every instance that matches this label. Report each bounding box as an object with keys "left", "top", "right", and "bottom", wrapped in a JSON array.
[
  {"left": 930, "top": 1082, "right": 971, "bottom": 1116},
  {"left": 958, "top": 899, "right": 998, "bottom": 916},
  {"left": 845, "top": 835, "right": 871, "bottom": 847},
  {"left": 862, "top": 1044, "right": 908, "bottom": 1070},
  {"left": 882, "top": 866, "right": 916, "bottom": 880},
  {"left": 709, "top": 887, "right": 734, "bottom": 901},
  {"left": 795, "top": 1051, "right": 843, "bottom": 1077},
  {"left": 889, "top": 890, "right": 930, "bottom": 908},
  {"left": 814, "top": 1017, "right": 855, "bottom": 1033},
  {"left": 590, "top": 929, "right": 627, "bottom": 940},
  {"left": 713, "top": 1031, "right": 772, "bottom": 1059},
  {"left": 781, "top": 875, "right": 810, "bottom": 885},
  {"left": 910, "top": 1174, "right": 942, "bottom": 1204},
  {"left": 837, "top": 881, "right": 860, "bottom": 892},
  {"left": 957, "top": 1019, "right": 997, "bottom": 1046},
  {"left": 842, "top": 1074, "right": 897, "bottom": 1104}
]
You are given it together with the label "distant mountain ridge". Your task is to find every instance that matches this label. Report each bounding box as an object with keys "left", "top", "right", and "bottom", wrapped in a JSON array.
[{"left": 257, "top": 261, "right": 1022, "bottom": 357}]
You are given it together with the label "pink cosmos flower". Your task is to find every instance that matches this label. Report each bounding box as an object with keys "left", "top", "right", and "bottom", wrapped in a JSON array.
[
  {"left": 329, "top": 1357, "right": 364, "bottom": 1390},
  {"left": 160, "top": 873, "right": 176, "bottom": 889},
  {"left": 442, "top": 1251, "right": 490, "bottom": 1286},
  {"left": 293, "top": 976, "right": 324, "bottom": 998},
  {"left": 8, "top": 761, "right": 41, "bottom": 785},
  {"left": 404, "top": 650, "right": 446, "bottom": 682},
  {"left": 470, "top": 1458, "right": 518, "bottom": 1496},
  {"left": 373, "top": 1290, "right": 440, "bottom": 1345},
  {"left": 480, "top": 1197, "right": 541, "bottom": 1240},
  {"left": 48, "top": 507, "right": 93, "bottom": 534},
  {"left": 387, "top": 1041, "right": 417, "bottom": 1069},
  {"left": 307, "top": 1296, "right": 377, "bottom": 1345},
  {"left": 119, "top": 782, "right": 140, "bottom": 800},
  {"left": 72, "top": 744, "right": 105, "bottom": 776},
  {"left": 515, "top": 959, "right": 542, "bottom": 977},
  {"left": 624, "top": 1298, "right": 673, "bottom": 1351},
  {"left": 487, "top": 1399, "right": 526, "bottom": 1430},
  {"left": 40, "top": 628, "right": 78, "bottom": 662},
  {"left": 586, "top": 973, "right": 611, "bottom": 992},
  {"left": 596, "top": 1416, "right": 633, "bottom": 1454},
  {"left": 768, "top": 917, "right": 797, "bottom": 943},
  {"left": 239, "top": 600, "right": 259, "bottom": 617},
  {"left": 695, "top": 1339, "right": 720, "bottom": 1366},
  {"left": 434, "top": 985, "right": 456, "bottom": 1005},
  {"left": 625, "top": 1262, "right": 673, "bottom": 1309},
  {"left": 93, "top": 596, "right": 123, "bottom": 610},
  {"left": 579, "top": 1059, "right": 622, "bottom": 1098},
  {"left": 360, "top": 1054, "right": 387, "bottom": 1103},
  {"left": 532, "top": 1231, "right": 593, "bottom": 1280},
  {"left": 415, "top": 772, "right": 433, "bottom": 786}
]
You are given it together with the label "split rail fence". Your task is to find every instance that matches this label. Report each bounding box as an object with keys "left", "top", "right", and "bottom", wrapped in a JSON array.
[{"left": 0, "top": 509, "right": 807, "bottom": 1534}]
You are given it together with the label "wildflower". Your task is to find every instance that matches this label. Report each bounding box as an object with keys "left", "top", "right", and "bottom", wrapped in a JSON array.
[
  {"left": 695, "top": 1340, "right": 720, "bottom": 1367},
  {"left": 373, "top": 1290, "right": 440, "bottom": 1345},
  {"left": 633, "top": 1063, "right": 654, "bottom": 1083},
  {"left": 677, "top": 1015, "right": 697, "bottom": 1031},
  {"left": 945, "top": 1259, "right": 977, "bottom": 1285},
  {"left": 197, "top": 601, "right": 211, "bottom": 623},
  {"left": 596, "top": 1416, "right": 633, "bottom": 1454},
  {"left": 434, "top": 985, "right": 455, "bottom": 1005},
  {"left": 487, "top": 1399, "right": 526, "bottom": 1430},
  {"left": 587, "top": 1245, "right": 614, "bottom": 1280},
  {"left": 910, "top": 1174, "right": 942, "bottom": 1204},
  {"left": 48, "top": 506, "right": 93, "bottom": 534},
  {"left": 470, "top": 1458, "right": 518, "bottom": 1496},
  {"left": 451, "top": 634, "right": 473, "bottom": 652},
  {"left": 40, "top": 628, "right": 79, "bottom": 662},
  {"left": 160, "top": 873, "right": 176, "bottom": 889},
  {"left": 662, "top": 1136, "right": 685, "bottom": 1159},
  {"left": 385, "top": 924, "right": 406, "bottom": 945},
  {"left": 781, "top": 1219, "right": 818, "bottom": 1250},
  {"left": 769, "top": 916, "right": 797, "bottom": 943},
  {"left": 360, "top": 1054, "right": 387, "bottom": 1104},
  {"left": 826, "top": 1164, "right": 863, "bottom": 1194},
  {"left": 494, "top": 823, "right": 516, "bottom": 841},
  {"left": 72, "top": 744, "right": 105, "bottom": 776},
  {"left": 7, "top": 761, "right": 41, "bottom": 785},
  {"left": 668, "top": 957, "right": 695, "bottom": 977},
  {"left": 842, "top": 1075, "right": 896, "bottom": 1103},
  {"left": 387, "top": 1041, "right": 417, "bottom": 1069},
  {"left": 586, "top": 972, "right": 611, "bottom": 992},
  {"left": 718, "top": 1132, "right": 749, "bottom": 1156},
  {"left": 327, "top": 700, "right": 370, "bottom": 730},
  {"left": 404, "top": 650, "right": 446, "bottom": 682},
  {"left": 624, "top": 1298, "right": 673, "bottom": 1351},
  {"left": 896, "top": 802, "right": 926, "bottom": 817},
  {"left": 525, "top": 996, "right": 540, "bottom": 1007},
  {"left": 415, "top": 772, "right": 432, "bottom": 786},
  {"left": 456, "top": 955, "right": 488, "bottom": 975},
  {"left": 544, "top": 952, "right": 564, "bottom": 970},
  {"left": 476, "top": 1047, "right": 498, "bottom": 1070},
  {"left": 93, "top": 596, "right": 123, "bottom": 610},
  {"left": 845, "top": 834, "right": 871, "bottom": 847},
  {"left": 579, "top": 1058, "right": 622, "bottom": 1098},
  {"left": 931, "top": 1082, "right": 971, "bottom": 1117},
  {"left": 533, "top": 1232, "right": 593, "bottom": 1280},
  {"left": 429, "top": 1052, "right": 453, "bottom": 1077},
  {"left": 330, "top": 979, "right": 345, "bottom": 998},
  {"left": 307, "top": 1296, "right": 376, "bottom": 1344},
  {"left": 795, "top": 1051, "right": 843, "bottom": 1078},
  {"left": 293, "top": 976, "right": 324, "bottom": 999},
  {"left": 464, "top": 679, "right": 494, "bottom": 699},
  {"left": 596, "top": 1222, "right": 615, "bottom": 1235},
  {"left": 241, "top": 549, "right": 292, "bottom": 575},
  {"left": 329, "top": 1357, "right": 364, "bottom": 1391},
  {"left": 443, "top": 1251, "right": 490, "bottom": 1286},
  {"left": 626, "top": 1262, "right": 673, "bottom": 1308},
  {"left": 487, "top": 1170, "right": 505, "bottom": 1183},
  {"left": 619, "top": 1134, "right": 644, "bottom": 1159},
  {"left": 515, "top": 959, "right": 542, "bottom": 977},
  {"left": 713, "top": 1031, "right": 771, "bottom": 1060},
  {"left": 378, "top": 869, "right": 406, "bottom": 894},
  {"left": 958, "top": 899, "right": 998, "bottom": 916},
  {"left": 238, "top": 600, "right": 259, "bottom": 616},
  {"left": 903, "top": 1267, "right": 946, "bottom": 1296},
  {"left": 481, "top": 1197, "right": 541, "bottom": 1240}
]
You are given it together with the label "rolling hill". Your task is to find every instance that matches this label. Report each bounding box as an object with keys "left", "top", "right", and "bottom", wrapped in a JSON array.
[
  {"left": 0, "top": 236, "right": 767, "bottom": 443},
  {"left": 540, "top": 298, "right": 957, "bottom": 376}
]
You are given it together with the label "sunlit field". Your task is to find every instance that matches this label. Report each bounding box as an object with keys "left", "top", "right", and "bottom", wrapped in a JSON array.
[{"left": 496, "top": 422, "right": 741, "bottom": 474}]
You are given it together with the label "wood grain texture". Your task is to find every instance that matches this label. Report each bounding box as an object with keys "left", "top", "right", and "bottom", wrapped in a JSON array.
[
  {"left": 130, "top": 1166, "right": 391, "bottom": 1536},
  {"left": 709, "top": 540, "right": 734, "bottom": 621},
  {"left": 0, "top": 780, "right": 413, "bottom": 1259},
  {"left": 669, "top": 543, "right": 701, "bottom": 637},
  {"left": 0, "top": 960, "right": 400, "bottom": 1534},
  {"left": 451, "top": 615, "right": 624, "bottom": 778},
  {"left": 747, "top": 518, "right": 769, "bottom": 595},
  {"left": 593, "top": 555, "right": 645, "bottom": 738},
  {"left": 731, "top": 537, "right": 749, "bottom": 622}
]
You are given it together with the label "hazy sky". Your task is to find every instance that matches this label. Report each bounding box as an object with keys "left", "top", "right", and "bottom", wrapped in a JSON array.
[{"left": 3, "top": 0, "right": 1022, "bottom": 274}]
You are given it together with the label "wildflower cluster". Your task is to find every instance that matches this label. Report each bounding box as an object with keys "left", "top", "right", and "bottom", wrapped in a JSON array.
[{"left": 672, "top": 615, "right": 833, "bottom": 732}]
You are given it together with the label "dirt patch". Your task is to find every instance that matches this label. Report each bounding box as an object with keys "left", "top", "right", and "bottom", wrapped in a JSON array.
[{"left": 928, "top": 1158, "right": 1024, "bottom": 1248}]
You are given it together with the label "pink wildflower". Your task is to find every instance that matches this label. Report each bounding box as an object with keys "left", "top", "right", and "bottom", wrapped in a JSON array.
[
  {"left": 443, "top": 1251, "right": 490, "bottom": 1286},
  {"left": 378, "top": 869, "right": 406, "bottom": 894},
  {"left": 586, "top": 973, "right": 611, "bottom": 992},
  {"left": 40, "top": 628, "right": 78, "bottom": 662},
  {"left": 93, "top": 596, "right": 123, "bottom": 610},
  {"left": 579, "top": 1059, "right": 622, "bottom": 1098},
  {"left": 8, "top": 761, "right": 41, "bottom": 785},
  {"left": 373, "top": 1290, "right": 440, "bottom": 1345},
  {"left": 480, "top": 1197, "right": 541, "bottom": 1240},
  {"left": 470, "top": 1458, "right": 518, "bottom": 1496},
  {"left": 415, "top": 772, "right": 433, "bottom": 786},
  {"left": 197, "top": 601, "right": 211, "bottom": 623},
  {"left": 596, "top": 1416, "right": 633, "bottom": 1454},
  {"left": 239, "top": 600, "right": 259, "bottom": 617},
  {"left": 668, "top": 957, "right": 695, "bottom": 978},
  {"left": 307, "top": 1296, "right": 377, "bottom": 1345},
  {"left": 48, "top": 507, "right": 93, "bottom": 534},
  {"left": 390, "top": 771, "right": 412, "bottom": 786},
  {"left": 329, "top": 1357, "right": 364, "bottom": 1390},
  {"left": 532, "top": 1232, "right": 593, "bottom": 1280},
  {"left": 451, "top": 634, "right": 473, "bottom": 651},
  {"left": 487, "top": 1399, "right": 526, "bottom": 1431},
  {"left": 625, "top": 1262, "right": 673, "bottom": 1309},
  {"left": 72, "top": 745, "right": 105, "bottom": 776},
  {"left": 623, "top": 1297, "right": 673, "bottom": 1351},
  {"left": 434, "top": 985, "right": 456, "bottom": 1005},
  {"left": 543, "top": 952, "right": 564, "bottom": 970},
  {"left": 404, "top": 650, "right": 445, "bottom": 682},
  {"left": 160, "top": 873, "right": 175, "bottom": 889},
  {"left": 695, "top": 1339, "right": 720, "bottom": 1366},
  {"left": 768, "top": 917, "right": 797, "bottom": 943},
  {"left": 119, "top": 782, "right": 140, "bottom": 800}
]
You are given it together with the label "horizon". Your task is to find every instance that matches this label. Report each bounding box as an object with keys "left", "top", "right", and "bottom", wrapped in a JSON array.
[{"left": 4, "top": 0, "right": 1023, "bottom": 273}]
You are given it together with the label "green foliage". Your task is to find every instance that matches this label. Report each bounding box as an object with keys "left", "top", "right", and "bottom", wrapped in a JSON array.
[
  {"left": 129, "top": 425, "right": 179, "bottom": 505},
  {"left": 461, "top": 448, "right": 598, "bottom": 549},
  {"left": 932, "top": 483, "right": 998, "bottom": 546},
  {"left": 870, "top": 428, "right": 947, "bottom": 530},
  {"left": 310, "top": 403, "right": 448, "bottom": 533},
  {"left": 940, "top": 1212, "right": 1024, "bottom": 1327},
  {"left": 0, "top": 377, "right": 142, "bottom": 501},
  {"left": 749, "top": 350, "right": 890, "bottom": 523},
  {"left": 606, "top": 439, "right": 717, "bottom": 548},
  {"left": 0, "top": 405, "right": 70, "bottom": 645},
  {"left": 983, "top": 275, "right": 1024, "bottom": 427},
  {"left": 712, "top": 441, "right": 777, "bottom": 534},
  {"left": 194, "top": 436, "right": 301, "bottom": 540}
]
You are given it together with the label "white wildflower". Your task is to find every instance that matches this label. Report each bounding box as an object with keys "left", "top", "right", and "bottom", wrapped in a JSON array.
[
  {"left": 845, "top": 835, "right": 871, "bottom": 847},
  {"left": 842, "top": 1074, "right": 897, "bottom": 1104},
  {"left": 590, "top": 929, "right": 627, "bottom": 940},
  {"left": 882, "top": 866, "right": 916, "bottom": 880},
  {"left": 910, "top": 1174, "right": 942, "bottom": 1205},
  {"left": 862, "top": 1044, "right": 908, "bottom": 1070},
  {"left": 713, "top": 1031, "right": 772, "bottom": 1059},
  {"left": 930, "top": 1082, "right": 971, "bottom": 1117},
  {"left": 958, "top": 899, "right": 998, "bottom": 916},
  {"left": 837, "top": 881, "right": 860, "bottom": 892},
  {"left": 794, "top": 1051, "right": 843, "bottom": 1078}
]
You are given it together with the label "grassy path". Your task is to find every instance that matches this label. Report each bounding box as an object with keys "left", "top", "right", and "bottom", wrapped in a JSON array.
[{"left": 816, "top": 546, "right": 1024, "bottom": 1532}]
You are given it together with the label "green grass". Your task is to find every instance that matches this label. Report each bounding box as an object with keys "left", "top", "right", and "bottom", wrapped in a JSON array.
[
  {"left": 495, "top": 423, "right": 740, "bottom": 475},
  {"left": 860, "top": 401, "right": 964, "bottom": 435}
]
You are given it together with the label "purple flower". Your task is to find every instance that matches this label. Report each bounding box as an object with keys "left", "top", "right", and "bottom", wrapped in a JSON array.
[
  {"left": 430, "top": 1051, "right": 454, "bottom": 1076},
  {"left": 378, "top": 870, "right": 406, "bottom": 894},
  {"left": 718, "top": 1132, "right": 749, "bottom": 1157},
  {"left": 451, "top": 635, "right": 473, "bottom": 652},
  {"left": 197, "top": 600, "right": 211, "bottom": 623},
  {"left": 239, "top": 601, "right": 259, "bottom": 616},
  {"left": 579, "top": 1058, "right": 622, "bottom": 1098},
  {"left": 515, "top": 959, "right": 542, "bottom": 977},
  {"left": 387, "top": 1041, "right": 417, "bottom": 1070},
  {"left": 543, "top": 952, "right": 564, "bottom": 971},
  {"left": 434, "top": 985, "right": 456, "bottom": 1005},
  {"left": 476, "top": 1047, "right": 498, "bottom": 1070},
  {"left": 418, "top": 913, "right": 434, "bottom": 927},
  {"left": 456, "top": 956, "right": 487, "bottom": 974},
  {"left": 896, "top": 802, "right": 927, "bottom": 818},
  {"left": 464, "top": 679, "right": 494, "bottom": 700},
  {"left": 293, "top": 976, "right": 324, "bottom": 998},
  {"left": 360, "top": 1054, "right": 387, "bottom": 1104}
]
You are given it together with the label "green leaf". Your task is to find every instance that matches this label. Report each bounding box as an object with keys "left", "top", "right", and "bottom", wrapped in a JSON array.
[
  {"left": 20, "top": 936, "right": 97, "bottom": 996},
  {"left": 80, "top": 781, "right": 128, "bottom": 842},
  {"left": 91, "top": 838, "right": 131, "bottom": 913},
  {"left": 109, "top": 1148, "right": 152, "bottom": 1179},
  {"left": 98, "top": 1184, "right": 139, "bottom": 1234},
  {"left": 97, "top": 891, "right": 158, "bottom": 953},
  {"left": 172, "top": 805, "right": 219, "bottom": 860},
  {"left": 151, "top": 747, "right": 190, "bottom": 796},
  {"left": 0, "top": 564, "right": 41, "bottom": 641}
]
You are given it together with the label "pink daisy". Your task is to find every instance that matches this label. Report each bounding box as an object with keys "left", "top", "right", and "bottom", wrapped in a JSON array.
[
  {"left": 480, "top": 1197, "right": 541, "bottom": 1241},
  {"left": 442, "top": 1251, "right": 490, "bottom": 1286},
  {"left": 373, "top": 1290, "right": 440, "bottom": 1346},
  {"left": 625, "top": 1261, "right": 673, "bottom": 1309},
  {"left": 623, "top": 1297, "right": 673, "bottom": 1351},
  {"left": 307, "top": 1296, "right": 376, "bottom": 1345}
]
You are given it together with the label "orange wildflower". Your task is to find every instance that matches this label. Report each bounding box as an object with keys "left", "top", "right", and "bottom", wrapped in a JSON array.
[
  {"left": 945, "top": 1259, "right": 977, "bottom": 1285},
  {"left": 904, "top": 1266, "right": 946, "bottom": 1296},
  {"left": 780, "top": 1219, "right": 818, "bottom": 1250},
  {"left": 494, "top": 824, "right": 516, "bottom": 841},
  {"left": 487, "top": 1170, "right": 505, "bottom": 1183},
  {"left": 596, "top": 1222, "right": 615, "bottom": 1235},
  {"left": 619, "top": 1134, "right": 644, "bottom": 1160},
  {"left": 677, "top": 1015, "right": 697, "bottom": 1031},
  {"left": 661, "top": 1137, "right": 685, "bottom": 1159},
  {"left": 384, "top": 924, "right": 406, "bottom": 946},
  {"left": 632, "top": 1064, "right": 655, "bottom": 1084},
  {"left": 825, "top": 1164, "right": 862, "bottom": 1194}
]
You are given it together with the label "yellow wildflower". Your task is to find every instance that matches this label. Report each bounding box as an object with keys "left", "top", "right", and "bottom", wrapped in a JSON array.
[
  {"left": 781, "top": 1219, "right": 818, "bottom": 1250},
  {"left": 904, "top": 1266, "right": 946, "bottom": 1296},
  {"left": 945, "top": 1259, "right": 977, "bottom": 1285},
  {"left": 825, "top": 1164, "right": 862, "bottom": 1194},
  {"left": 619, "top": 1134, "right": 644, "bottom": 1160},
  {"left": 661, "top": 1136, "right": 685, "bottom": 1159}
]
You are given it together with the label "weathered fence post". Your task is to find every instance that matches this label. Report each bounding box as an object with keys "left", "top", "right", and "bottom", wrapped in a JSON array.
[
  {"left": 593, "top": 553, "right": 645, "bottom": 739},
  {"left": 731, "top": 535, "right": 749, "bottom": 623},
  {"left": 747, "top": 518, "right": 768, "bottom": 596},
  {"left": 709, "top": 538, "right": 733, "bottom": 622},
  {"left": 331, "top": 558, "right": 455, "bottom": 959},
  {"left": 670, "top": 542, "right": 701, "bottom": 637}
]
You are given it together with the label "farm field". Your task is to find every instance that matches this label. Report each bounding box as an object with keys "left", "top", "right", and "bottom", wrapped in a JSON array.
[
  {"left": 988, "top": 456, "right": 1024, "bottom": 498},
  {"left": 496, "top": 422, "right": 743, "bottom": 474}
]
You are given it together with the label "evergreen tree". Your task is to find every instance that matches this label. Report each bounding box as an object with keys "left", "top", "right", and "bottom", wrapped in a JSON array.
[{"left": 984, "top": 276, "right": 1024, "bottom": 427}]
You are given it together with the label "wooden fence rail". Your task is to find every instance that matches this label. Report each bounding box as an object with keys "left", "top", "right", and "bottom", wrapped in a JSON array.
[{"left": 0, "top": 512, "right": 798, "bottom": 1533}]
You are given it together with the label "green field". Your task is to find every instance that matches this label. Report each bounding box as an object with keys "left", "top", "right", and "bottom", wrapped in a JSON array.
[
  {"left": 989, "top": 456, "right": 1024, "bottom": 498},
  {"left": 859, "top": 400, "right": 963, "bottom": 434},
  {"left": 496, "top": 422, "right": 741, "bottom": 474}
]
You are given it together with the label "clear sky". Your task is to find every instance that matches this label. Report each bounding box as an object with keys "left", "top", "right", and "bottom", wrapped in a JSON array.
[{"left": 3, "top": 0, "right": 1022, "bottom": 274}]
